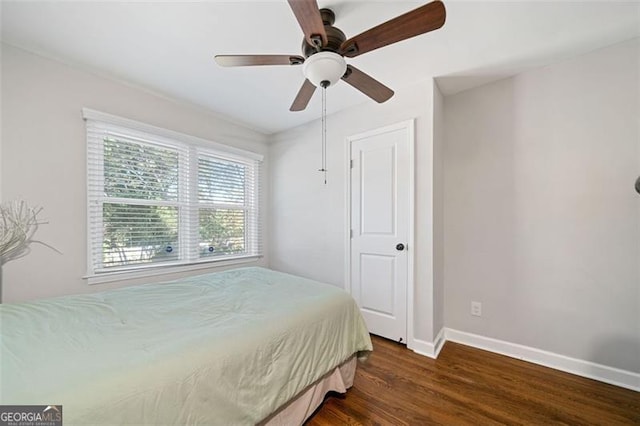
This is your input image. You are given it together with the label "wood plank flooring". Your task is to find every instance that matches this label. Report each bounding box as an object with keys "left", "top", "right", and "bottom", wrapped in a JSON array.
[{"left": 306, "top": 335, "right": 639, "bottom": 425}]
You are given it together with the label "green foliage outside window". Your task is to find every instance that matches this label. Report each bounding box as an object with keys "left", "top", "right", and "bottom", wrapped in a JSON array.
[{"left": 101, "top": 138, "right": 248, "bottom": 268}]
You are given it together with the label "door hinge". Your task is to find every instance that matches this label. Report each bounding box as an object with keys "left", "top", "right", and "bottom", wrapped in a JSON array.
[
  {"left": 350, "top": 159, "right": 354, "bottom": 169},
  {"left": 350, "top": 229, "right": 353, "bottom": 238}
]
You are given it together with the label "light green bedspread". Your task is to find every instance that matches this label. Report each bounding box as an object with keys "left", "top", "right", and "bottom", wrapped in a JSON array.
[{"left": 0, "top": 267, "right": 372, "bottom": 425}]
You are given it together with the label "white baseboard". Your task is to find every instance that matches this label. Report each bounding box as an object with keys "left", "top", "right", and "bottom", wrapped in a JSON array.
[
  {"left": 410, "top": 337, "right": 437, "bottom": 358},
  {"left": 443, "top": 328, "right": 640, "bottom": 392},
  {"left": 433, "top": 327, "right": 446, "bottom": 358},
  {"left": 409, "top": 328, "right": 446, "bottom": 359}
]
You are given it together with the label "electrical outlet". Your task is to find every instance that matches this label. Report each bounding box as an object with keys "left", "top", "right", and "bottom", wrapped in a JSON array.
[{"left": 471, "top": 301, "right": 482, "bottom": 317}]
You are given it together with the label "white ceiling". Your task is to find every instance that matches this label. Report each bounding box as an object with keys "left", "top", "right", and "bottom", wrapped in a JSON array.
[{"left": 2, "top": 1, "right": 639, "bottom": 135}]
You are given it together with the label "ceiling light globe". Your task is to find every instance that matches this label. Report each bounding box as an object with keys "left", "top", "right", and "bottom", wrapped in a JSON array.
[{"left": 303, "top": 52, "right": 347, "bottom": 88}]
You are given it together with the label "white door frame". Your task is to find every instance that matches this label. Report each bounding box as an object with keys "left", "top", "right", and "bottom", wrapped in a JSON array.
[{"left": 344, "top": 119, "right": 416, "bottom": 350}]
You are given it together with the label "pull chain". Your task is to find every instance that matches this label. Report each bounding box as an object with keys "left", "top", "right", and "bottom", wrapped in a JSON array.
[{"left": 319, "top": 82, "right": 328, "bottom": 184}]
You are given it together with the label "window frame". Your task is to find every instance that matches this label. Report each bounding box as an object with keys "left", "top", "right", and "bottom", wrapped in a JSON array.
[{"left": 83, "top": 108, "right": 263, "bottom": 284}]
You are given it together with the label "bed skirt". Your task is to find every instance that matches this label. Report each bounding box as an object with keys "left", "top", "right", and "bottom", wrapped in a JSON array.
[{"left": 261, "top": 355, "right": 357, "bottom": 425}]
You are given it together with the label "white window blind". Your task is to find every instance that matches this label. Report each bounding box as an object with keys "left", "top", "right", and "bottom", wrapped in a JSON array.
[{"left": 85, "top": 109, "right": 262, "bottom": 277}]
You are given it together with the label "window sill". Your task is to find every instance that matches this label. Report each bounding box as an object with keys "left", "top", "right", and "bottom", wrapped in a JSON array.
[{"left": 84, "top": 255, "right": 263, "bottom": 285}]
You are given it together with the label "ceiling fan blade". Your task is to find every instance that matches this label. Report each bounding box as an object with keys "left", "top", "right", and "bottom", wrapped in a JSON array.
[
  {"left": 287, "top": 0, "right": 327, "bottom": 48},
  {"left": 214, "top": 55, "right": 305, "bottom": 67},
  {"left": 290, "top": 79, "right": 316, "bottom": 111},
  {"left": 340, "top": 0, "right": 446, "bottom": 58},
  {"left": 341, "top": 65, "right": 394, "bottom": 103}
]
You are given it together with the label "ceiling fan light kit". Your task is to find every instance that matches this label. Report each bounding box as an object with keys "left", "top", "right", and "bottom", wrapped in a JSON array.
[{"left": 303, "top": 52, "right": 346, "bottom": 88}]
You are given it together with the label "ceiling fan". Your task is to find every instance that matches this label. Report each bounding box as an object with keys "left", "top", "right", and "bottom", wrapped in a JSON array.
[{"left": 215, "top": 0, "right": 446, "bottom": 112}]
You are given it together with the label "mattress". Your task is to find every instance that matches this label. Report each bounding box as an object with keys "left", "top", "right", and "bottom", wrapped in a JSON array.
[{"left": 0, "top": 267, "right": 372, "bottom": 425}]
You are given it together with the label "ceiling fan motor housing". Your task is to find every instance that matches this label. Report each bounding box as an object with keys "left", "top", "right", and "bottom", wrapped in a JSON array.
[{"left": 301, "top": 8, "right": 347, "bottom": 57}]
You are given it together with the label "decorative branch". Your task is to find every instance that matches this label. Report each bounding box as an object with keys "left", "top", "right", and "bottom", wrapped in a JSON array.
[{"left": 0, "top": 200, "right": 52, "bottom": 264}]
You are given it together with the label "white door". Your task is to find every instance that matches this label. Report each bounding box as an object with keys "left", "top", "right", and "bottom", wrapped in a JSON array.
[{"left": 348, "top": 120, "right": 412, "bottom": 343}]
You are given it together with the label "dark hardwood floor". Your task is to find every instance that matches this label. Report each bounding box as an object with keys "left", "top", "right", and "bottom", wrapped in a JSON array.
[{"left": 307, "top": 335, "right": 640, "bottom": 425}]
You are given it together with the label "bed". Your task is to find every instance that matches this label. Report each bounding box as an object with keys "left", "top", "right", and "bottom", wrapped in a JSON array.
[{"left": 0, "top": 267, "right": 372, "bottom": 425}]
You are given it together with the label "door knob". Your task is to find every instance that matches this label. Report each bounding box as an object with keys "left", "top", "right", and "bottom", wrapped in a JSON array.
[{"left": 396, "top": 243, "right": 405, "bottom": 251}]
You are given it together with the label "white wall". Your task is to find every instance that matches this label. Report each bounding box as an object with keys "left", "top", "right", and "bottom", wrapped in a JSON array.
[
  {"left": 269, "top": 79, "right": 439, "bottom": 343},
  {"left": 432, "top": 81, "right": 445, "bottom": 337},
  {"left": 5, "top": 33, "right": 637, "bottom": 378},
  {"left": 1, "top": 44, "right": 269, "bottom": 302},
  {"left": 443, "top": 39, "right": 640, "bottom": 373}
]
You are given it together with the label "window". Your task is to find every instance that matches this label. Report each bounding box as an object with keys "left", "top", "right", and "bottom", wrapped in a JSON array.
[{"left": 84, "top": 109, "right": 262, "bottom": 279}]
